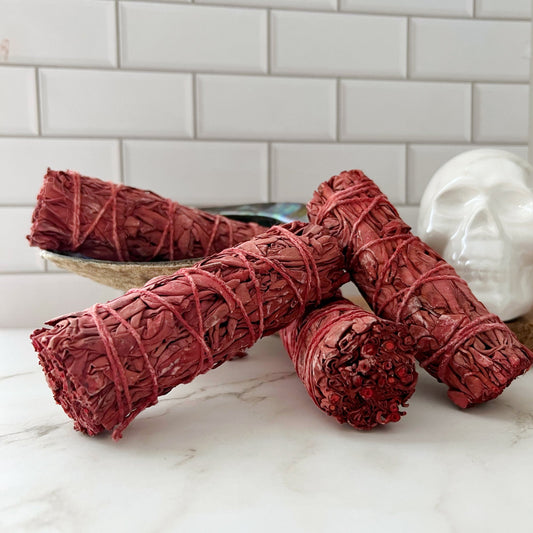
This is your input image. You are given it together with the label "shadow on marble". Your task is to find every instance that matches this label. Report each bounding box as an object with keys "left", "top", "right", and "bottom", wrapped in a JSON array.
[{"left": 9, "top": 331, "right": 532, "bottom": 454}]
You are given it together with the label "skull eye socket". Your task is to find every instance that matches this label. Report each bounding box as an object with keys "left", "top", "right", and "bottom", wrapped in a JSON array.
[
  {"left": 495, "top": 190, "right": 533, "bottom": 221},
  {"left": 433, "top": 186, "right": 478, "bottom": 216}
]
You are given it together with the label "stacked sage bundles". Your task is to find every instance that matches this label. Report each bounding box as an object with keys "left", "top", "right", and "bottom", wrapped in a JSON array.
[
  {"left": 31, "top": 223, "right": 347, "bottom": 439},
  {"left": 28, "top": 169, "right": 265, "bottom": 261},
  {"left": 281, "top": 297, "right": 418, "bottom": 429},
  {"left": 307, "top": 170, "right": 533, "bottom": 408}
]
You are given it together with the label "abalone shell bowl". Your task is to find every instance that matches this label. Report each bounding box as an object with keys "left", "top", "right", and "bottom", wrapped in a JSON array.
[{"left": 40, "top": 203, "right": 307, "bottom": 292}]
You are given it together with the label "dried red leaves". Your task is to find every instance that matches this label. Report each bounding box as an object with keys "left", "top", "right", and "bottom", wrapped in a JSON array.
[
  {"left": 27, "top": 169, "right": 265, "bottom": 261},
  {"left": 281, "top": 297, "right": 417, "bottom": 429},
  {"left": 307, "top": 170, "right": 533, "bottom": 408},
  {"left": 31, "top": 222, "right": 348, "bottom": 439}
]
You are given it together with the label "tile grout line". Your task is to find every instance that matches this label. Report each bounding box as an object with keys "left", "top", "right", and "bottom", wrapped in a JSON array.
[
  {"left": 0, "top": 63, "right": 529, "bottom": 85},
  {"left": 34, "top": 67, "right": 42, "bottom": 135},
  {"left": 192, "top": 74, "right": 198, "bottom": 139},
  {"left": 470, "top": 82, "right": 475, "bottom": 142},
  {"left": 0, "top": 270, "right": 78, "bottom": 276},
  {"left": 336, "top": 78, "right": 341, "bottom": 141},
  {"left": 105, "top": 0, "right": 529, "bottom": 20},
  {"left": 0, "top": 204, "right": 39, "bottom": 208},
  {"left": 406, "top": 16, "right": 411, "bottom": 79},
  {"left": 0, "top": 135, "right": 527, "bottom": 146},
  {"left": 115, "top": 0, "right": 121, "bottom": 68},
  {"left": 267, "top": 9, "right": 271, "bottom": 74},
  {"left": 118, "top": 139, "right": 125, "bottom": 184},
  {"left": 266, "top": 142, "right": 272, "bottom": 202},
  {"left": 404, "top": 143, "right": 409, "bottom": 204},
  {"left": 0, "top": 270, "right": 52, "bottom": 276}
]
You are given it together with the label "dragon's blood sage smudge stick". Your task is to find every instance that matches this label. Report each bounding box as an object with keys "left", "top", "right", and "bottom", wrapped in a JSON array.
[
  {"left": 31, "top": 222, "right": 348, "bottom": 439},
  {"left": 307, "top": 170, "right": 533, "bottom": 408},
  {"left": 27, "top": 169, "right": 266, "bottom": 261},
  {"left": 281, "top": 297, "right": 417, "bottom": 429}
]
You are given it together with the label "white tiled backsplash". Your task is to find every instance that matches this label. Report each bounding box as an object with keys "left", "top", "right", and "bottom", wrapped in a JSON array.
[{"left": 0, "top": 0, "right": 530, "bottom": 326}]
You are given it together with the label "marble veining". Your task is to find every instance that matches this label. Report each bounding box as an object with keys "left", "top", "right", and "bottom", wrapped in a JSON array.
[
  {"left": 508, "top": 406, "right": 533, "bottom": 446},
  {"left": 1, "top": 329, "right": 532, "bottom": 533}
]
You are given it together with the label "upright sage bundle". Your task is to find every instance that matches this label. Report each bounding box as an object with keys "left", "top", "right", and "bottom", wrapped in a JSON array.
[{"left": 307, "top": 170, "right": 533, "bottom": 408}]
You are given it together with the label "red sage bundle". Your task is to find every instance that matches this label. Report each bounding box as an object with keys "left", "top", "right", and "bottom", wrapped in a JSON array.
[
  {"left": 28, "top": 169, "right": 265, "bottom": 261},
  {"left": 281, "top": 297, "right": 417, "bottom": 429},
  {"left": 307, "top": 170, "right": 533, "bottom": 408},
  {"left": 31, "top": 222, "right": 348, "bottom": 439}
]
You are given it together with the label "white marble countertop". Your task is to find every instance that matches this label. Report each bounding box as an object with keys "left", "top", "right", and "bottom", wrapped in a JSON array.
[{"left": 1, "top": 329, "right": 532, "bottom": 533}]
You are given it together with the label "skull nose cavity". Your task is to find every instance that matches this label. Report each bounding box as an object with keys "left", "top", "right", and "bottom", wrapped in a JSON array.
[{"left": 467, "top": 204, "right": 500, "bottom": 237}]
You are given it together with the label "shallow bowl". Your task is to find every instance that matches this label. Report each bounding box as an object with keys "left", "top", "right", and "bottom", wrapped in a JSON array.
[{"left": 41, "top": 203, "right": 306, "bottom": 291}]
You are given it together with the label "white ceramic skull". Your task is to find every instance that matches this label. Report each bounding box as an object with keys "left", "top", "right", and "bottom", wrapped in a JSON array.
[{"left": 417, "top": 149, "right": 533, "bottom": 321}]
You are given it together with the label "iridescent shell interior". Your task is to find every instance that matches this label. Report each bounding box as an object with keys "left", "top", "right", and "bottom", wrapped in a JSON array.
[{"left": 41, "top": 203, "right": 307, "bottom": 292}]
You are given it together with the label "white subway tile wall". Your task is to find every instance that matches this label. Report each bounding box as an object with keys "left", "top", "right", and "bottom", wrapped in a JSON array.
[
  {"left": 271, "top": 143, "right": 406, "bottom": 203},
  {"left": 0, "top": 207, "right": 44, "bottom": 272},
  {"left": 0, "top": 67, "right": 37, "bottom": 134},
  {"left": 0, "top": 138, "right": 120, "bottom": 203},
  {"left": 407, "top": 144, "right": 529, "bottom": 203},
  {"left": 473, "top": 83, "right": 529, "bottom": 142},
  {"left": 0, "top": 0, "right": 529, "bottom": 326},
  {"left": 410, "top": 18, "right": 530, "bottom": 82},
  {"left": 40, "top": 69, "right": 193, "bottom": 137},
  {"left": 396, "top": 206, "right": 420, "bottom": 233},
  {"left": 271, "top": 11, "right": 407, "bottom": 77},
  {"left": 341, "top": 0, "right": 473, "bottom": 17},
  {"left": 196, "top": 0, "right": 337, "bottom": 9},
  {"left": 0, "top": 274, "right": 121, "bottom": 328},
  {"left": 197, "top": 75, "right": 336, "bottom": 140},
  {"left": 123, "top": 140, "right": 268, "bottom": 204},
  {"left": 120, "top": 3, "right": 267, "bottom": 72},
  {"left": 475, "top": 0, "right": 531, "bottom": 19},
  {"left": 0, "top": 0, "right": 117, "bottom": 67},
  {"left": 340, "top": 80, "right": 471, "bottom": 142}
]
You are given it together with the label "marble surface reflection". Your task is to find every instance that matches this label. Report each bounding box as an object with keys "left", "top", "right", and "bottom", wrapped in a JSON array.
[{"left": 1, "top": 330, "right": 532, "bottom": 533}]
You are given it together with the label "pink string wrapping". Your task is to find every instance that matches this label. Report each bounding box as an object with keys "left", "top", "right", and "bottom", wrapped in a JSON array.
[
  {"left": 71, "top": 170, "right": 81, "bottom": 250},
  {"left": 70, "top": 179, "right": 187, "bottom": 262},
  {"left": 316, "top": 186, "right": 494, "bottom": 370},
  {"left": 29, "top": 169, "right": 265, "bottom": 262},
  {"left": 32, "top": 222, "right": 347, "bottom": 438},
  {"left": 88, "top": 305, "right": 131, "bottom": 422},
  {"left": 70, "top": 173, "right": 127, "bottom": 260},
  {"left": 297, "top": 306, "right": 367, "bottom": 395},
  {"left": 281, "top": 297, "right": 417, "bottom": 429},
  {"left": 307, "top": 170, "right": 533, "bottom": 407}
]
